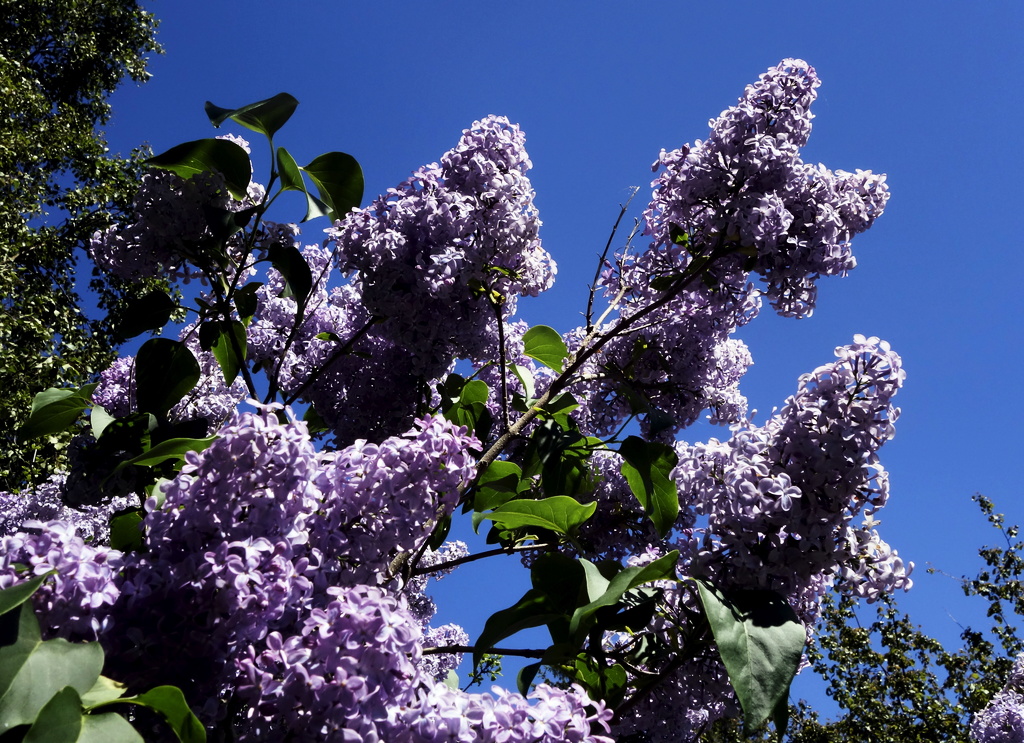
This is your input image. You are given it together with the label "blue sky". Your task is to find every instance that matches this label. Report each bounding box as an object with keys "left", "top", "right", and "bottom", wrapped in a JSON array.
[{"left": 101, "top": 1, "right": 1024, "bottom": 710}]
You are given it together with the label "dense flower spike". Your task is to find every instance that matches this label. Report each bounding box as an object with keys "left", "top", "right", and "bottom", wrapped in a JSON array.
[
  {"left": 971, "top": 654, "right": 1024, "bottom": 743},
  {"left": 571, "top": 59, "right": 888, "bottom": 439},
  {"left": 678, "top": 336, "right": 909, "bottom": 616},
  {"left": 0, "top": 520, "right": 123, "bottom": 641}
]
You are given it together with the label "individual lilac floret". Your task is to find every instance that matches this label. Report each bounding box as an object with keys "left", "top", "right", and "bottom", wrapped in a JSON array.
[
  {"left": 971, "top": 654, "right": 1024, "bottom": 742},
  {"left": 0, "top": 520, "right": 123, "bottom": 641}
]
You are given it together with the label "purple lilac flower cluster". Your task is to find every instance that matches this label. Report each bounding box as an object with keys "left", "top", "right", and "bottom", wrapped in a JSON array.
[
  {"left": 971, "top": 654, "right": 1024, "bottom": 743},
  {"left": 0, "top": 519, "right": 123, "bottom": 640},
  {"left": 569, "top": 59, "right": 887, "bottom": 440},
  {"left": 676, "top": 335, "right": 910, "bottom": 620},
  {"left": 306, "top": 116, "right": 555, "bottom": 443},
  {"left": 399, "top": 682, "right": 614, "bottom": 743},
  {"left": 0, "top": 474, "right": 130, "bottom": 543}
]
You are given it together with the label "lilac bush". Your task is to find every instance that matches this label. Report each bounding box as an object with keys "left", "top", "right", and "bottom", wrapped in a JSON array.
[{"left": 3, "top": 60, "right": 909, "bottom": 741}]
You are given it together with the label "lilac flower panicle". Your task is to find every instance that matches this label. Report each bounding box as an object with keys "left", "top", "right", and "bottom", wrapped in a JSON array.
[
  {"left": 972, "top": 654, "right": 1024, "bottom": 743},
  {"left": 569, "top": 60, "right": 888, "bottom": 440},
  {"left": 0, "top": 520, "right": 123, "bottom": 641}
]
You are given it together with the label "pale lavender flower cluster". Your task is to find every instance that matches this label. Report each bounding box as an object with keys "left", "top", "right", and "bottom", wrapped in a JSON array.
[
  {"left": 308, "top": 415, "right": 479, "bottom": 586},
  {"left": 244, "top": 232, "right": 360, "bottom": 397},
  {"left": 570, "top": 60, "right": 887, "bottom": 440},
  {"left": 236, "top": 584, "right": 423, "bottom": 741},
  {"left": 972, "top": 654, "right": 1024, "bottom": 743},
  {"left": 0, "top": 474, "right": 130, "bottom": 543},
  {"left": 0, "top": 520, "right": 123, "bottom": 640},
  {"left": 324, "top": 115, "right": 553, "bottom": 376},
  {"left": 641, "top": 58, "right": 888, "bottom": 318},
  {"left": 676, "top": 335, "right": 910, "bottom": 620},
  {"left": 400, "top": 682, "right": 614, "bottom": 743}
]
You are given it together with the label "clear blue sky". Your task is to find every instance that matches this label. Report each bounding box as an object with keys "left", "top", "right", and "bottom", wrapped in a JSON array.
[{"left": 102, "top": 0, "right": 1024, "bottom": 709}]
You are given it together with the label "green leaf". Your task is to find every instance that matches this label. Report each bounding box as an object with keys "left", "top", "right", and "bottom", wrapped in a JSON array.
[
  {"left": 517, "top": 662, "right": 542, "bottom": 695},
  {"left": 300, "top": 152, "right": 363, "bottom": 221},
  {"left": 117, "top": 291, "right": 176, "bottom": 338},
  {"left": 198, "top": 320, "right": 247, "bottom": 384},
  {"left": 146, "top": 138, "right": 251, "bottom": 200},
  {"left": 21, "top": 384, "right": 97, "bottom": 439},
  {"left": 108, "top": 510, "right": 145, "bottom": 553},
  {"left": 267, "top": 243, "right": 313, "bottom": 307},
  {"left": 618, "top": 436, "right": 680, "bottom": 538},
  {"left": 511, "top": 364, "right": 536, "bottom": 401},
  {"left": 205, "top": 92, "right": 299, "bottom": 139},
  {"left": 80, "top": 676, "right": 128, "bottom": 708},
  {"left": 78, "top": 712, "right": 145, "bottom": 743},
  {"left": 696, "top": 581, "right": 806, "bottom": 736},
  {"left": 23, "top": 686, "right": 84, "bottom": 743},
  {"left": 90, "top": 405, "right": 116, "bottom": 441},
  {"left": 426, "top": 514, "right": 452, "bottom": 552},
  {"left": 481, "top": 496, "right": 596, "bottom": 537},
  {"left": 0, "top": 605, "right": 104, "bottom": 734},
  {"left": 571, "top": 655, "right": 628, "bottom": 707},
  {"left": 23, "top": 684, "right": 144, "bottom": 742},
  {"left": 114, "top": 436, "right": 217, "bottom": 471},
  {"left": 0, "top": 575, "right": 50, "bottom": 621},
  {"left": 569, "top": 552, "right": 679, "bottom": 641},
  {"left": 233, "top": 283, "right": 263, "bottom": 325},
  {"left": 134, "top": 339, "right": 201, "bottom": 418},
  {"left": 472, "top": 461, "right": 523, "bottom": 512},
  {"left": 93, "top": 686, "right": 205, "bottom": 743},
  {"left": 522, "top": 325, "right": 568, "bottom": 371},
  {"left": 277, "top": 147, "right": 331, "bottom": 222}
]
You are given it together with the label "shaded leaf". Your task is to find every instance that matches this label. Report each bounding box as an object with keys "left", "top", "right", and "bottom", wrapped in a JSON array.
[
  {"left": 0, "top": 605, "right": 104, "bottom": 733},
  {"left": 569, "top": 551, "right": 679, "bottom": 641},
  {"left": 198, "top": 320, "right": 247, "bottom": 384},
  {"left": 696, "top": 581, "right": 805, "bottom": 736},
  {"left": 267, "top": 243, "right": 313, "bottom": 307},
  {"left": 301, "top": 152, "right": 363, "bottom": 220},
  {"left": 117, "top": 291, "right": 176, "bottom": 339},
  {"left": 205, "top": 92, "right": 299, "bottom": 139},
  {"left": 21, "top": 384, "right": 97, "bottom": 439},
  {"left": 277, "top": 147, "right": 331, "bottom": 222},
  {"left": 108, "top": 509, "right": 145, "bottom": 553},
  {"left": 134, "top": 339, "right": 201, "bottom": 418},
  {"left": 146, "top": 139, "right": 251, "bottom": 200},
  {"left": 618, "top": 435, "right": 680, "bottom": 537}
]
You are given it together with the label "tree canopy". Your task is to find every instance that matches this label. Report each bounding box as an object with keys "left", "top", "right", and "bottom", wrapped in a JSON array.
[{"left": 0, "top": 0, "right": 162, "bottom": 491}]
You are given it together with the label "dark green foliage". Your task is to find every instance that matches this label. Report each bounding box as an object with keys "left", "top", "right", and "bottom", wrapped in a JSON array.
[{"left": 0, "top": 0, "right": 162, "bottom": 491}]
